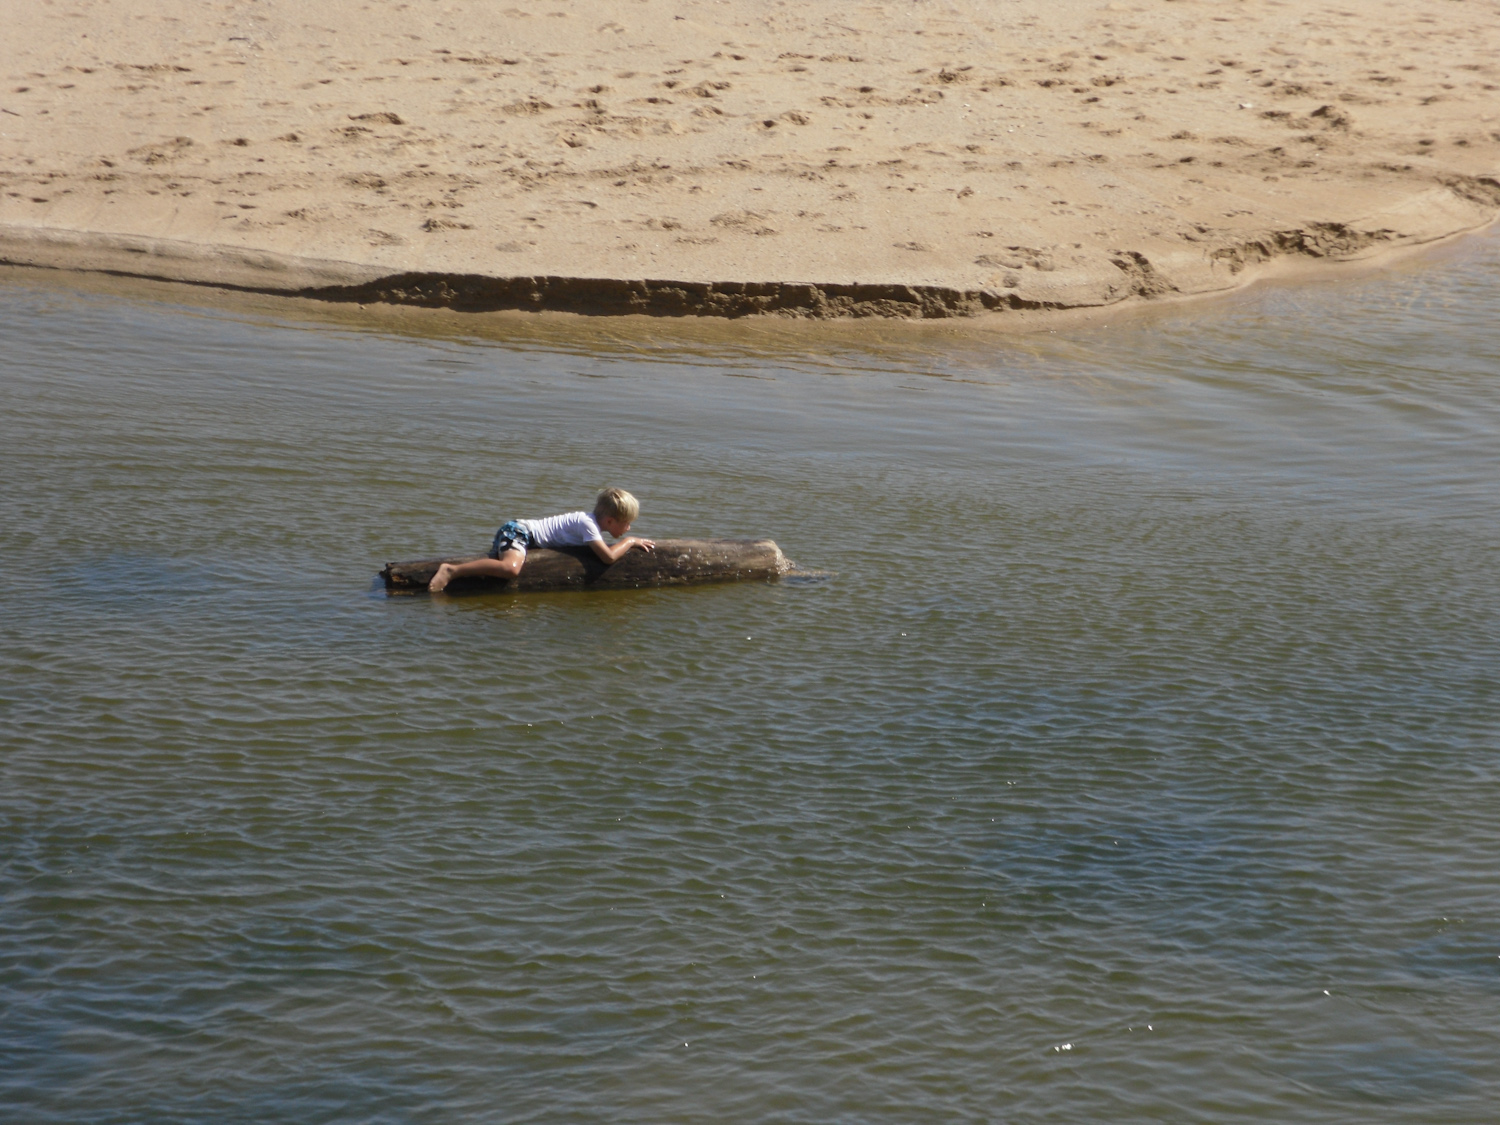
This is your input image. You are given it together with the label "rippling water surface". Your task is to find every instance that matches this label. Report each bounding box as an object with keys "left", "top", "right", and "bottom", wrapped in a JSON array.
[{"left": 3, "top": 241, "right": 1499, "bottom": 1124}]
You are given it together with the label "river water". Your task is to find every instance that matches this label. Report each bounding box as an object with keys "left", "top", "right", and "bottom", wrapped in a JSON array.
[{"left": 2, "top": 240, "right": 1498, "bottom": 1124}]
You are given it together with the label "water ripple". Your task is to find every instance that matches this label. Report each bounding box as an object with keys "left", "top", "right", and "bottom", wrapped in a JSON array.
[{"left": 3, "top": 236, "right": 1500, "bottom": 1122}]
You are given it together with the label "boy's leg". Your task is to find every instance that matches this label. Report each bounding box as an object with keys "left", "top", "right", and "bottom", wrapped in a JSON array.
[{"left": 429, "top": 548, "right": 524, "bottom": 592}]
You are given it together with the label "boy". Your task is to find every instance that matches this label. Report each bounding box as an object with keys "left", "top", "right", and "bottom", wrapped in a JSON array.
[{"left": 428, "top": 487, "right": 655, "bottom": 592}]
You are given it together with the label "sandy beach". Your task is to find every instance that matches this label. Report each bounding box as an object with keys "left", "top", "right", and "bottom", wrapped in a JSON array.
[{"left": 2, "top": 0, "right": 1498, "bottom": 319}]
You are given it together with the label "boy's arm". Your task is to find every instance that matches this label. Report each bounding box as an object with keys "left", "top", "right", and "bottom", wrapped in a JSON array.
[{"left": 589, "top": 536, "right": 656, "bottom": 564}]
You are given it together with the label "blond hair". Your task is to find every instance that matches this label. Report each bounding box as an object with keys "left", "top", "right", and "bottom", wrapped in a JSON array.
[{"left": 594, "top": 487, "right": 640, "bottom": 523}]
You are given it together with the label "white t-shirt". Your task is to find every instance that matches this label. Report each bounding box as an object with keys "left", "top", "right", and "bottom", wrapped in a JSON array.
[{"left": 517, "top": 511, "right": 604, "bottom": 549}]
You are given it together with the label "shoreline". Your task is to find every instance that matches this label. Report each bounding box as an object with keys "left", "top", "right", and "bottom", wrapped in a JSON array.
[
  {"left": 4, "top": 0, "right": 1498, "bottom": 322},
  {"left": 4, "top": 205, "right": 1495, "bottom": 324}
]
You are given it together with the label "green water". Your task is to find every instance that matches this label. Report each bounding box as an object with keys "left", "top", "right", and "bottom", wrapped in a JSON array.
[{"left": 2, "top": 240, "right": 1499, "bottom": 1123}]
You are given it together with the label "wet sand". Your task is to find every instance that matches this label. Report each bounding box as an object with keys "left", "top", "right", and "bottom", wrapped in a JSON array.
[{"left": 2, "top": 0, "right": 1498, "bottom": 319}]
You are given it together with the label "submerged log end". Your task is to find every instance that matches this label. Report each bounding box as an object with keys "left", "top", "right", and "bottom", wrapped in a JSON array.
[{"left": 381, "top": 537, "right": 788, "bottom": 593}]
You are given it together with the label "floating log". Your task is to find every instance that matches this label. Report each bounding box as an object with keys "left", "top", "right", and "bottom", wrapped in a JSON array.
[{"left": 381, "top": 537, "right": 788, "bottom": 593}]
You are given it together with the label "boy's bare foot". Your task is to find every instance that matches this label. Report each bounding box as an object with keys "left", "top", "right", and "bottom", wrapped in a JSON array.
[{"left": 429, "top": 563, "right": 454, "bottom": 593}]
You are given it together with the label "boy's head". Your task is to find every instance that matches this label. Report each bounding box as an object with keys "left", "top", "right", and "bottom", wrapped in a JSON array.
[{"left": 594, "top": 487, "right": 640, "bottom": 528}]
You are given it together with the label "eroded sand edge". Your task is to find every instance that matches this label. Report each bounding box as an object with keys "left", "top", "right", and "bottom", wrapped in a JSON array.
[{"left": 3, "top": 0, "right": 1498, "bottom": 319}]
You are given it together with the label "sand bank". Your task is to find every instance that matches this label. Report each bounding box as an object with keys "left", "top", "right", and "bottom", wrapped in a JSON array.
[{"left": 2, "top": 0, "right": 1498, "bottom": 319}]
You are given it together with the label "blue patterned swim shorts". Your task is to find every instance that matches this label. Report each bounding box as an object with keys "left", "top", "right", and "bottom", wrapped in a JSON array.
[{"left": 489, "top": 519, "right": 534, "bottom": 559}]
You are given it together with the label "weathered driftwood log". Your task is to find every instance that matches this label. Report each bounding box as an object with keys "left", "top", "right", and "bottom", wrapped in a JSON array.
[{"left": 381, "top": 537, "right": 787, "bottom": 593}]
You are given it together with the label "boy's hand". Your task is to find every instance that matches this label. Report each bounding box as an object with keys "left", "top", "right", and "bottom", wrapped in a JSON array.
[{"left": 590, "top": 536, "right": 656, "bottom": 564}]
